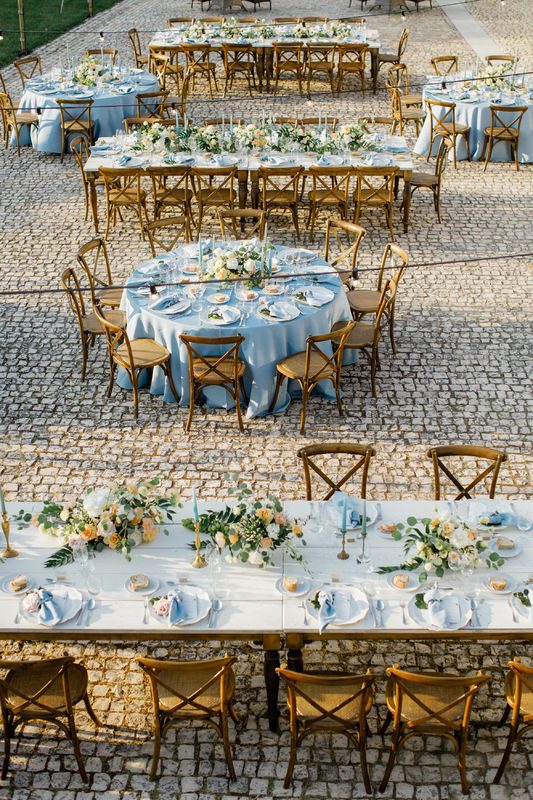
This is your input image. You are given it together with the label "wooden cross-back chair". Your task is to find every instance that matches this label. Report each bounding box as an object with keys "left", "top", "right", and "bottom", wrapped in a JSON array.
[
  {"left": 272, "top": 43, "right": 304, "bottom": 96},
  {"left": 168, "top": 17, "right": 195, "bottom": 27},
  {"left": 480, "top": 104, "right": 528, "bottom": 172},
  {"left": 258, "top": 166, "right": 304, "bottom": 239},
  {"left": 93, "top": 300, "right": 178, "bottom": 417},
  {"left": 71, "top": 135, "right": 99, "bottom": 223},
  {"left": 221, "top": 44, "right": 256, "bottom": 97},
  {"left": 426, "top": 444, "right": 508, "bottom": 500},
  {"left": 306, "top": 166, "right": 353, "bottom": 242},
  {"left": 202, "top": 116, "right": 245, "bottom": 127},
  {"left": 324, "top": 220, "right": 367, "bottom": 287},
  {"left": 276, "top": 668, "right": 378, "bottom": 791},
  {"left": 13, "top": 55, "right": 41, "bottom": 89},
  {"left": 0, "top": 91, "right": 39, "bottom": 156},
  {"left": 387, "top": 63, "right": 422, "bottom": 107},
  {"left": 180, "top": 333, "right": 247, "bottom": 432},
  {"left": 494, "top": 658, "right": 533, "bottom": 784},
  {"left": 0, "top": 656, "right": 101, "bottom": 783},
  {"left": 297, "top": 442, "right": 375, "bottom": 500},
  {"left": 485, "top": 54, "right": 515, "bottom": 66},
  {"left": 377, "top": 27, "right": 409, "bottom": 75},
  {"left": 191, "top": 166, "right": 237, "bottom": 233},
  {"left": 56, "top": 98, "right": 94, "bottom": 162},
  {"left": 379, "top": 666, "right": 489, "bottom": 794},
  {"left": 217, "top": 208, "right": 265, "bottom": 240},
  {"left": 386, "top": 83, "right": 425, "bottom": 137},
  {"left": 146, "top": 164, "right": 192, "bottom": 221},
  {"left": 336, "top": 43, "right": 368, "bottom": 96},
  {"left": 85, "top": 48, "right": 118, "bottom": 65},
  {"left": 181, "top": 43, "right": 219, "bottom": 98},
  {"left": 150, "top": 45, "right": 185, "bottom": 93},
  {"left": 405, "top": 138, "right": 450, "bottom": 223},
  {"left": 269, "top": 320, "right": 356, "bottom": 434},
  {"left": 62, "top": 264, "right": 125, "bottom": 381},
  {"left": 76, "top": 236, "right": 123, "bottom": 309},
  {"left": 124, "top": 90, "right": 169, "bottom": 129},
  {"left": 137, "top": 655, "right": 238, "bottom": 780},
  {"left": 148, "top": 50, "right": 171, "bottom": 91},
  {"left": 425, "top": 98, "right": 471, "bottom": 168},
  {"left": 97, "top": 166, "right": 149, "bottom": 240},
  {"left": 353, "top": 166, "right": 399, "bottom": 239},
  {"left": 306, "top": 45, "right": 336, "bottom": 96},
  {"left": 128, "top": 28, "right": 149, "bottom": 69},
  {"left": 332, "top": 280, "right": 394, "bottom": 397},
  {"left": 144, "top": 216, "right": 191, "bottom": 256},
  {"left": 430, "top": 55, "right": 458, "bottom": 75},
  {"left": 347, "top": 241, "right": 408, "bottom": 353}
]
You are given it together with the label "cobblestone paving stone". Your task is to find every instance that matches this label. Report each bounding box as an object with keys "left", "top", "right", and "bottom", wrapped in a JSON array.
[{"left": 0, "top": 0, "right": 532, "bottom": 797}]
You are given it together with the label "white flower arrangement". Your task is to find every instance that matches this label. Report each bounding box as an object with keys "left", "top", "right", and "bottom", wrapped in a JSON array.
[{"left": 73, "top": 55, "right": 111, "bottom": 87}]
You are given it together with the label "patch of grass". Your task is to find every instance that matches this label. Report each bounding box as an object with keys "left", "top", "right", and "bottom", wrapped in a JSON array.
[{"left": 0, "top": 0, "right": 123, "bottom": 69}]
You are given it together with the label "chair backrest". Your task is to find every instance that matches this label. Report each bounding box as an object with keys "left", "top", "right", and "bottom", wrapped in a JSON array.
[
  {"left": 168, "top": 17, "right": 195, "bottom": 27},
  {"left": 397, "top": 28, "right": 409, "bottom": 60},
  {"left": 98, "top": 166, "right": 144, "bottom": 208},
  {"left": 222, "top": 43, "right": 254, "bottom": 70},
  {"left": 0, "top": 656, "right": 83, "bottom": 718},
  {"left": 56, "top": 98, "right": 93, "bottom": 134},
  {"left": 272, "top": 43, "right": 303, "bottom": 70},
  {"left": 306, "top": 44, "right": 336, "bottom": 68},
  {"left": 426, "top": 98, "right": 457, "bottom": 139},
  {"left": 147, "top": 164, "right": 191, "bottom": 204},
  {"left": 385, "top": 666, "right": 489, "bottom": 732},
  {"left": 128, "top": 28, "right": 143, "bottom": 60},
  {"left": 181, "top": 43, "right": 215, "bottom": 71},
  {"left": 504, "top": 658, "right": 533, "bottom": 719},
  {"left": 277, "top": 667, "right": 377, "bottom": 731},
  {"left": 430, "top": 55, "right": 458, "bottom": 75},
  {"left": 354, "top": 166, "right": 398, "bottom": 206},
  {"left": 434, "top": 138, "right": 451, "bottom": 178},
  {"left": 85, "top": 48, "right": 118, "bottom": 65},
  {"left": 309, "top": 166, "right": 352, "bottom": 207},
  {"left": 274, "top": 17, "right": 301, "bottom": 23},
  {"left": 149, "top": 52, "right": 171, "bottom": 90},
  {"left": 135, "top": 90, "right": 168, "bottom": 119},
  {"left": 0, "top": 92, "right": 15, "bottom": 124},
  {"left": 203, "top": 117, "right": 245, "bottom": 127},
  {"left": 93, "top": 301, "right": 130, "bottom": 368},
  {"left": 387, "top": 63, "right": 412, "bottom": 95},
  {"left": 337, "top": 43, "right": 368, "bottom": 69},
  {"left": 144, "top": 216, "right": 190, "bottom": 256},
  {"left": 297, "top": 116, "right": 338, "bottom": 132},
  {"left": 344, "top": 16, "right": 366, "bottom": 23},
  {"left": 0, "top": 71, "right": 7, "bottom": 94},
  {"left": 303, "top": 320, "right": 356, "bottom": 388},
  {"left": 138, "top": 656, "right": 236, "bottom": 718},
  {"left": 486, "top": 54, "right": 515, "bottom": 66},
  {"left": 258, "top": 166, "right": 303, "bottom": 206},
  {"left": 61, "top": 265, "right": 89, "bottom": 327},
  {"left": 426, "top": 444, "right": 508, "bottom": 500},
  {"left": 76, "top": 237, "right": 113, "bottom": 289},
  {"left": 180, "top": 333, "right": 245, "bottom": 389},
  {"left": 487, "top": 105, "right": 528, "bottom": 140},
  {"left": 218, "top": 208, "right": 265, "bottom": 240},
  {"left": 324, "top": 220, "right": 367, "bottom": 284},
  {"left": 191, "top": 166, "right": 237, "bottom": 206},
  {"left": 297, "top": 442, "right": 375, "bottom": 500},
  {"left": 375, "top": 242, "right": 408, "bottom": 293},
  {"left": 14, "top": 56, "right": 41, "bottom": 88}
]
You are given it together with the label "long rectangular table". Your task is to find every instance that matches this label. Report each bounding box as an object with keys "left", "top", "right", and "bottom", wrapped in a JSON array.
[{"left": 2, "top": 499, "right": 531, "bottom": 731}]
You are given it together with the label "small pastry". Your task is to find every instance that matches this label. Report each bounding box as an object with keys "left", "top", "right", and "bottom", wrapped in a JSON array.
[
  {"left": 130, "top": 574, "right": 150, "bottom": 592},
  {"left": 393, "top": 574, "right": 409, "bottom": 589},
  {"left": 496, "top": 535, "right": 514, "bottom": 550},
  {"left": 489, "top": 576, "right": 507, "bottom": 591},
  {"left": 214, "top": 294, "right": 226, "bottom": 303},
  {"left": 283, "top": 576, "right": 299, "bottom": 592},
  {"left": 10, "top": 574, "right": 27, "bottom": 592},
  {"left": 379, "top": 522, "right": 397, "bottom": 534}
]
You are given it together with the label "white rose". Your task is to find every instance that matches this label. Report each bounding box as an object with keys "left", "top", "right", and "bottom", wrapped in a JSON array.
[
  {"left": 83, "top": 488, "right": 111, "bottom": 519},
  {"left": 248, "top": 550, "right": 264, "bottom": 566},
  {"left": 215, "top": 532, "right": 226, "bottom": 549},
  {"left": 266, "top": 523, "right": 280, "bottom": 539},
  {"left": 226, "top": 257, "right": 238, "bottom": 271},
  {"left": 243, "top": 258, "right": 256, "bottom": 274},
  {"left": 131, "top": 529, "right": 143, "bottom": 547},
  {"left": 424, "top": 561, "right": 434, "bottom": 572}
]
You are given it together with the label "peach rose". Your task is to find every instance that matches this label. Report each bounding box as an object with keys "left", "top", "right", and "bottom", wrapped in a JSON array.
[
  {"left": 260, "top": 537, "right": 273, "bottom": 549},
  {"left": 106, "top": 532, "right": 120, "bottom": 550},
  {"left": 274, "top": 513, "right": 287, "bottom": 526},
  {"left": 256, "top": 508, "right": 273, "bottom": 524},
  {"left": 291, "top": 523, "right": 303, "bottom": 537},
  {"left": 228, "top": 532, "right": 239, "bottom": 545}
]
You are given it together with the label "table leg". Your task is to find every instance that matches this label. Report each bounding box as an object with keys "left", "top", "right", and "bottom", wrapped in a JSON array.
[
  {"left": 286, "top": 632, "right": 304, "bottom": 672},
  {"left": 265, "top": 50, "right": 273, "bottom": 94},
  {"left": 402, "top": 170, "right": 412, "bottom": 233},
  {"left": 250, "top": 170, "right": 259, "bottom": 210},
  {"left": 371, "top": 49, "right": 379, "bottom": 94},
  {"left": 256, "top": 49, "right": 264, "bottom": 94},
  {"left": 87, "top": 174, "right": 99, "bottom": 233},
  {"left": 238, "top": 170, "right": 248, "bottom": 209},
  {"left": 263, "top": 633, "right": 281, "bottom": 732}
]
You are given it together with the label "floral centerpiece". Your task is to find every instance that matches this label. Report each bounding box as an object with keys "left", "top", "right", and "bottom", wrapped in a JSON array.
[
  {"left": 481, "top": 62, "right": 515, "bottom": 90},
  {"left": 129, "top": 121, "right": 167, "bottom": 151},
  {"left": 255, "top": 21, "right": 275, "bottom": 39},
  {"left": 182, "top": 474, "right": 307, "bottom": 568},
  {"left": 201, "top": 242, "right": 272, "bottom": 288},
  {"left": 14, "top": 477, "right": 179, "bottom": 566},
  {"left": 184, "top": 22, "right": 206, "bottom": 40},
  {"left": 73, "top": 55, "right": 111, "bottom": 87},
  {"left": 233, "top": 122, "right": 269, "bottom": 151},
  {"left": 337, "top": 122, "right": 378, "bottom": 152},
  {"left": 377, "top": 511, "right": 504, "bottom": 583},
  {"left": 327, "top": 21, "right": 352, "bottom": 38}
]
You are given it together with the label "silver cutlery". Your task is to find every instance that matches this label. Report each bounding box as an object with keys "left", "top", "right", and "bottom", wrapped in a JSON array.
[
  {"left": 376, "top": 598, "right": 385, "bottom": 627},
  {"left": 76, "top": 599, "right": 87, "bottom": 626},
  {"left": 401, "top": 600, "right": 408, "bottom": 625},
  {"left": 508, "top": 597, "right": 519, "bottom": 623},
  {"left": 209, "top": 598, "right": 222, "bottom": 628},
  {"left": 469, "top": 597, "right": 479, "bottom": 627},
  {"left": 13, "top": 605, "right": 20, "bottom": 625},
  {"left": 143, "top": 596, "right": 150, "bottom": 624},
  {"left": 299, "top": 601, "right": 309, "bottom": 626},
  {"left": 83, "top": 597, "right": 96, "bottom": 626}
]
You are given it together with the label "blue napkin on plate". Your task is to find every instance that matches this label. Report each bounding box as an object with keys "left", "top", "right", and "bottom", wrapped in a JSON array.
[
  {"left": 150, "top": 293, "right": 180, "bottom": 311},
  {"left": 38, "top": 589, "right": 63, "bottom": 626},
  {"left": 168, "top": 589, "right": 198, "bottom": 627},
  {"left": 331, "top": 491, "right": 361, "bottom": 527},
  {"left": 317, "top": 590, "right": 336, "bottom": 634},
  {"left": 118, "top": 155, "right": 131, "bottom": 166},
  {"left": 317, "top": 155, "right": 331, "bottom": 166}
]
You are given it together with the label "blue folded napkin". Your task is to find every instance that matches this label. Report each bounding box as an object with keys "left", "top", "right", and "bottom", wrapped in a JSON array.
[
  {"left": 150, "top": 293, "right": 179, "bottom": 311},
  {"left": 317, "top": 590, "right": 336, "bottom": 634},
  {"left": 331, "top": 491, "right": 361, "bottom": 527},
  {"left": 317, "top": 155, "right": 331, "bottom": 166},
  {"left": 167, "top": 589, "right": 198, "bottom": 627},
  {"left": 38, "top": 589, "right": 63, "bottom": 626},
  {"left": 118, "top": 155, "right": 131, "bottom": 166}
]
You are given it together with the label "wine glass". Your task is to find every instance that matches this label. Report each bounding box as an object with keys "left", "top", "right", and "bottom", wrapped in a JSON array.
[
  {"left": 71, "top": 538, "right": 88, "bottom": 586},
  {"left": 86, "top": 552, "right": 103, "bottom": 595}
]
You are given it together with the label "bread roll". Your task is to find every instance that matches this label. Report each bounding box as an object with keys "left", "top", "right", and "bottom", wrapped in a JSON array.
[
  {"left": 283, "top": 576, "right": 299, "bottom": 592},
  {"left": 489, "top": 576, "right": 507, "bottom": 591},
  {"left": 10, "top": 574, "right": 27, "bottom": 592},
  {"left": 393, "top": 574, "right": 409, "bottom": 589},
  {"left": 130, "top": 574, "right": 150, "bottom": 592}
]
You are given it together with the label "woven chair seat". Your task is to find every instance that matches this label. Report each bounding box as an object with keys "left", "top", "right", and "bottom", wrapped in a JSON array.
[
  {"left": 275, "top": 350, "right": 331, "bottom": 380},
  {"left": 347, "top": 288, "right": 381, "bottom": 313},
  {"left": 13, "top": 111, "right": 39, "bottom": 124},
  {"left": 402, "top": 93, "right": 423, "bottom": 105},
  {"left": 379, "top": 53, "right": 399, "bottom": 63},
  {"left": 108, "top": 188, "right": 148, "bottom": 204},
  {"left": 197, "top": 188, "right": 233, "bottom": 204},
  {"left": 264, "top": 189, "right": 297, "bottom": 205},
  {"left": 332, "top": 319, "right": 374, "bottom": 348},
  {"left": 4, "top": 662, "right": 87, "bottom": 714},
  {"left": 400, "top": 108, "right": 426, "bottom": 121},
  {"left": 483, "top": 125, "right": 518, "bottom": 140},
  {"left": 158, "top": 667, "right": 236, "bottom": 716},
  {"left": 410, "top": 170, "right": 439, "bottom": 187},
  {"left": 96, "top": 287, "right": 124, "bottom": 307},
  {"left": 154, "top": 188, "right": 188, "bottom": 203},
  {"left": 82, "top": 309, "right": 125, "bottom": 334},
  {"left": 438, "top": 120, "right": 470, "bottom": 135},
  {"left": 63, "top": 119, "right": 94, "bottom": 130},
  {"left": 355, "top": 188, "right": 390, "bottom": 206},
  {"left": 115, "top": 337, "right": 170, "bottom": 368},
  {"left": 192, "top": 357, "right": 246, "bottom": 381},
  {"left": 307, "top": 189, "right": 346, "bottom": 206}
]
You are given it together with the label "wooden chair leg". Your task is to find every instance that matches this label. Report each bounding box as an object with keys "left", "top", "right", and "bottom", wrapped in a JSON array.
[
  {"left": 83, "top": 695, "right": 103, "bottom": 728},
  {"left": 68, "top": 712, "right": 88, "bottom": 782},
  {"left": 458, "top": 728, "right": 469, "bottom": 794},
  {"left": 494, "top": 716, "right": 519, "bottom": 784},
  {"left": 1, "top": 722, "right": 11, "bottom": 779},
  {"left": 149, "top": 724, "right": 162, "bottom": 780},
  {"left": 164, "top": 360, "right": 180, "bottom": 404},
  {"left": 269, "top": 371, "right": 284, "bottom": 413},
  {"left": 221, "top": 710, "right": 236, "bottom": 781},
  {"left": 185, "top": 380, "right": 196, "bottom": 432},
  {"left": 234, "top": 382, "right": 244, "bottom": 432},
  {"left": 283, "top": 726, "right": 298, "bottom": 788},
  {"left": 131, "top": 370, "right": 139, "bottom": 418},
  {"left": 299, "top": 384, "right": 309, "bottom": 435},
  {"left": 379, "top": 726, "right": 401, "bottom": 792}
]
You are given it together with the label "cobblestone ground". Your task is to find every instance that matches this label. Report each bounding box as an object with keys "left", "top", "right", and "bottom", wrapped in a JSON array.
[{"left": 0, "top": 0, "right": 532, "bottom": 797}]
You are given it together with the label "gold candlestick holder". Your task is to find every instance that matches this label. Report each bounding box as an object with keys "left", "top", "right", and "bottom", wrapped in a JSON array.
[
  {"left": 1, "top": 513, "right": 18, "bottom": 559},
  {"left": 337, "top": 528, "right": 349, "bottom": 560},
  {"left": 190, "top": 522, "right": 206, "bottom": 568}
]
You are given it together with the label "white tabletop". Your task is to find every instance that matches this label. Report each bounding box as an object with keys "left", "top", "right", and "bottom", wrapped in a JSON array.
[{"left": 2, "top": 500, "right": 531, "bottom": 638}]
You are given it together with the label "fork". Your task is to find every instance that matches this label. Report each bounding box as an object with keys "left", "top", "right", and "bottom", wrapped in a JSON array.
[
  {"left": 13, "top": 605, "right": 20, "bottom": 625},
  {"left": 508, "top": 597, "right": 519, "bottom": 624},
  {"left": 401, "top": 600, "right": 408, "bottom": 625},
  {"left": 143, "top": 596, "right": 150, "bottom": 625},
  {"left": 299, "top": 601, "right": 309, "bottom": 626}
]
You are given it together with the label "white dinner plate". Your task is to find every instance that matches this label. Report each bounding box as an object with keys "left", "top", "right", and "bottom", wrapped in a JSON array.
[
  {"left": 275, "top": 576, "right": 311, "bottom": 598},
  {"left": 475, "top": 512, "right": 513, "bottom": 531},
  {"left": 262, "top": 283, "right": 284, "bottom": 296},
  {"left": 1, "top": 576, "right": 34, "bottom": 594},
  {"left": 124, "top": 576, "right": 160, "bottom": 596},
  {"left": 114, "top": 157, "right": 143, "bottom": 168},
  {"left": 375, "top": 522, "right": 402, "bottom": 540},
  {"left": 407, "top": 594, "right": 471, "bottom": 631},
  {"left": 482, "top": 573, "right": 517, "bottom": 595},
  {"left": 157, "top": 298, "right": 191, "bottom": 316},
  {"left": 148, "top": 584, "right": 211, "bottom": 626},
  {"left": 201, "top": 304, "right": 240, "bottom": 325},
  {"left": 306, "top": 584, "right": 369, "bottom": 626},
  {"left": 256, "top": 301, "right": 300, "bottom": 322},
  {"left": 211, "top": 155, "right": 239, "bottom": 166},
  {"left": 315, "top": 155, "right": 344, "bottom": 167},
  {"left": 386, "top": 571, "right": 419, "bottom": 592},
  {"left": 206, "top": 292, "right": 230, "bottom": 304},
  {"left": 489, "top": 537, "right": 521, "bottom": 559},
  {"left": 19, "top": 586, "right": 83, "bottom": 627},
  {"left": 291, "top": 286, "right": 334, "bottom": 307}
]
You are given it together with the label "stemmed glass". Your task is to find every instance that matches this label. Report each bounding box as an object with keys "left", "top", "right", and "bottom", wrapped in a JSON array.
[{"left": 71, "top": 538, "right": 89, "bottom": 587}]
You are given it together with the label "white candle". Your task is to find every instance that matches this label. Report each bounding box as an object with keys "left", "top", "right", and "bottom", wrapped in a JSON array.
[
  {"left": 101, "top": 46, "right": 104, "bottom": 66},
  {"left": 175, "top": 109, "right": 179, "bottom": 132},
  {"left": 0, "top": 485, "right": 5, "bottom": 515},
  {"left": 230, "top": 115, "right": 233, "bottom": 135}
]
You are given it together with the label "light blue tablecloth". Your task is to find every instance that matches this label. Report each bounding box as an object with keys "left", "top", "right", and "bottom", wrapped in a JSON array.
[
  {"left": 414, "top": 87, "right": 533, "bottom": 162},
  {"left": 13, "top": 71, "right": 159, "bottom": 154},
  {"left": 118, "top": 245, "right": 357, "bottom": 419}
]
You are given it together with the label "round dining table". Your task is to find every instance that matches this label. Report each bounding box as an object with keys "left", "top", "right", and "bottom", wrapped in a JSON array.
[
  {"left": 13, "top": 69, "right": 159, "bottom": 154},
  {"left": 119, "top": 242, "right": 357, "bottom": 419},
  {"left": 415, "top": 84, "right": 533, "bottom": 162}
]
